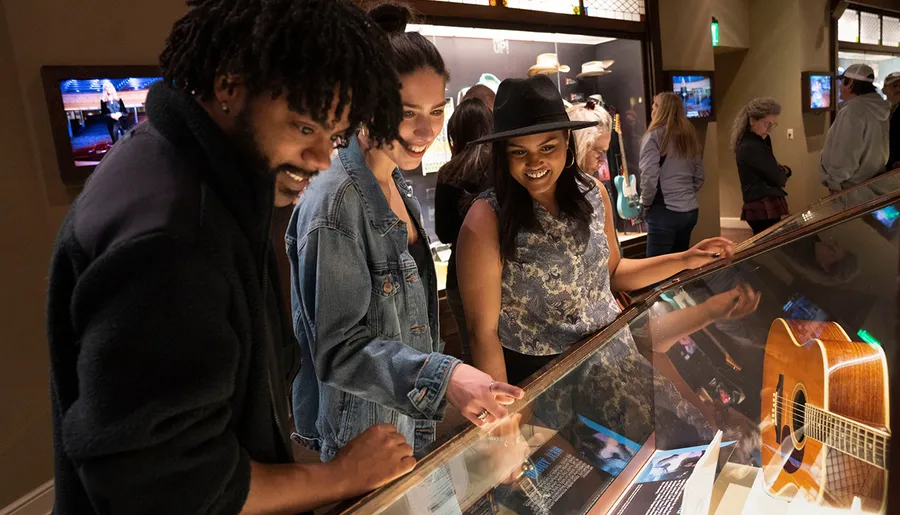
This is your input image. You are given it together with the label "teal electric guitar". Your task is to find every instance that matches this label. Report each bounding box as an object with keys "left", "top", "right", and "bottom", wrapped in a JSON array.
[{"left": 612, "top": 114, "right": 641, "bottom": 220}]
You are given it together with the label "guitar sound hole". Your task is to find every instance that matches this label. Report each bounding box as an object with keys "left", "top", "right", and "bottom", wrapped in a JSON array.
[{"left": 793, "top": 390, "right": 807, "bottom": 444}]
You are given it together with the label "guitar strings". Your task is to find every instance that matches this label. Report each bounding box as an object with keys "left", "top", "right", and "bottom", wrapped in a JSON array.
[
  {"left": 773, "top": 395, "right": 890, "bottom": 439},
  {"left": 773, "top": 397, "right": 890, "bottom": 448},
  {"left": 771, "top": 395, "right": 890, "bottom": 459},
  {"left": 774, "top": 396, "right": 889, "bottom": 443}
]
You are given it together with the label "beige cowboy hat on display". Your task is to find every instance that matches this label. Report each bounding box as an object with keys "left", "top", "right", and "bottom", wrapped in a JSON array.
[
  {"left": 577, "top": 60, "right": 614, "bottom": 78},
  {"left": 527, "top": 53, "right": 570, "bottom": 77}
]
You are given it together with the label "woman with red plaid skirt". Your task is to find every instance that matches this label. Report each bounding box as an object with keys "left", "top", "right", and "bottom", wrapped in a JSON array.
[{"left": 732, "top": 98, "right": 791, "bottom": 235}]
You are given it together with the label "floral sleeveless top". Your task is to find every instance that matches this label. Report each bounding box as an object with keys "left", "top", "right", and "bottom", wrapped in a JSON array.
[{"left": 482, "top": 184, "right": 621, "bottom": 356}]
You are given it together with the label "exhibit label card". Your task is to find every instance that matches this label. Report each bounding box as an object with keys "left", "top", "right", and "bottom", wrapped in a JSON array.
[{"left": 682, "top": 430, "right": 724, "bottom": 515}]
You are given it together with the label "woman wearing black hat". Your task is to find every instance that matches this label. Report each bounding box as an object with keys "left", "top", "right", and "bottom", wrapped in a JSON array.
[{"left": 457, "top": 75, "right": 735, "bottom": 385}]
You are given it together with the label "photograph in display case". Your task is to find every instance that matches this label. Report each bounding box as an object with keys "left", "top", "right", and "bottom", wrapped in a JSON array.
[
  {"left": 802, "top": 72, "right": 833, "bottom": 112},
  {"left": 608, "top": 440, "right": 735, "bottom": 515},
  {"left": 41, "top": 65, "right": 162, "bottom": 185},
  {"left": 575, "top": 414, "right": 641, "bottom": 477},
  {"left": 666, "top": 71, "right": 714, "bottom": 120}
]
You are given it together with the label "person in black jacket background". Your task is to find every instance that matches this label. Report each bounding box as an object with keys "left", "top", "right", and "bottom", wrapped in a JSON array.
[
  {"left": 732, "top": 97, "right": 791, "bottom": 235},
  {"left": 45, "top": 1, "right": 421, "bottom": 514},
  {"left": 435, "top": 98, "right": 493, "bottom": 364}
]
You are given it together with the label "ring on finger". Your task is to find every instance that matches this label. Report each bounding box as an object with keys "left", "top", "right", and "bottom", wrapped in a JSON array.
[
  {"left": 488, "top": 380, "right": 495, "bottom": 394},
  {"left": 477, "top": 409, "right": 489, "bottom": 421}
]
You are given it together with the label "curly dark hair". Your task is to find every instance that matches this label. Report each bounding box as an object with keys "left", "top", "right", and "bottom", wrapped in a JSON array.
[{"left": 159, "top": 0, "right": 402, "bottom": 145}]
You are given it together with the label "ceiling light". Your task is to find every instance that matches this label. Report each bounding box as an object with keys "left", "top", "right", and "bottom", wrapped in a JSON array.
[{"left": 407, "top": 24, "right": 616, "bottom": 46}]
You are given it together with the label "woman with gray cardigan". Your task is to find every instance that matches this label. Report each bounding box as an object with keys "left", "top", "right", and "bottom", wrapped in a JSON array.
[{"left": 639, "top": 92, "right": 705, "bottom": 256}]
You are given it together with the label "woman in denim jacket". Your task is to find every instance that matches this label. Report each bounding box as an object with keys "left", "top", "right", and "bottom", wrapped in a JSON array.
[{"left": 286, "top": 4, "right": 522, "bottom": 463}]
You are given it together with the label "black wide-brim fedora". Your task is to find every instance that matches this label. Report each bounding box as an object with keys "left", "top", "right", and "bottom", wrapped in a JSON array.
[{"left": 470, "top": 75, "right": 598, "bottom": 146}]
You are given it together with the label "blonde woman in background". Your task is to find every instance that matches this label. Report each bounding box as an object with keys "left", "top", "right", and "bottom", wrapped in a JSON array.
[
  {"left": 100, "top": 80, "right": 129, "bottom": 143},
  {"left": 568, "top": 100, "right": 613, "bottom": 180},
  {"left": 731, "top": 97, "right": 790, "bottom": 235},
  {"left": 639, "top": 92, "right": 704, "bottom": 256}
]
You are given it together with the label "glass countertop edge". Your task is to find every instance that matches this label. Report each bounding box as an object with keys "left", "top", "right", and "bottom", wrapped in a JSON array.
[{"left": 629, "top": 180, "right": 900, "bottom": 307}]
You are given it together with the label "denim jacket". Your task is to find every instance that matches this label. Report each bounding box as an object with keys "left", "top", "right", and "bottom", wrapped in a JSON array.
[{"left": 287, "top": 135, "right": 460, "bottom": 461}]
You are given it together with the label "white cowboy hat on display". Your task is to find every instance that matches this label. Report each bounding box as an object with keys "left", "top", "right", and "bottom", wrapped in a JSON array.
[
  {"left": 577, "top": 60, "right": 615, "bottom": 79},
  {"left": 527, "top": 53, "right": 570, "bottom": 77},
  {"left": 456, "top": 73, "right": 503, "bottom": 104}
]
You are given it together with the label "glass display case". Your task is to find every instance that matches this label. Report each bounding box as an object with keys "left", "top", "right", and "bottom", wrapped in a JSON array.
[{"left": 332, "top": 182, "right": 900, "bottom": 515}]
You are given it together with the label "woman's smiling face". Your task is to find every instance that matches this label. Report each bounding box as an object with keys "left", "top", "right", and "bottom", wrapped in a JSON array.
[
  {"left": 505, "top": 130, "right": 568, "bottom": 199},
  {"left": 379, "top": 68, "right": 448, "bottom": 170}
]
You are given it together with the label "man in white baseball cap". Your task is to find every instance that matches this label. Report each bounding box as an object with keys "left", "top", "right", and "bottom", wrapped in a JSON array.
[
  {"left": 821, "top": 63, "right": 890, "bottom": 192},
  {"left": 883, "top": 71, "right": 900, "bottom": 171}
]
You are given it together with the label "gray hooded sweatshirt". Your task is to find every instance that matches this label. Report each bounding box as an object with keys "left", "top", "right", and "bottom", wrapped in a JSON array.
[{"left": 820, "top": 92, "right": 890, "bottom": 191}]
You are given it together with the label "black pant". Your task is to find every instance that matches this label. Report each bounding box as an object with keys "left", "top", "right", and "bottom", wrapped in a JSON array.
[
  {"left": 646, "top": 204, "right": 699, "bottom": 257},
  {"left": 747, "top": 218, "right": 780, "bottom": 235},
  {"left": 107, "top": 119, "right": 124, "bottom": 143},
  {"left": 502, "top": 347, "right": 557, "bottom": 386}
]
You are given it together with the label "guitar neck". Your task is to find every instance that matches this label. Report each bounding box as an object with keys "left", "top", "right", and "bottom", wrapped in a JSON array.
[
  {"left": 617, "top": 129, "right": 629, "bottom": 180},
  {"left": 804, "top": 403, "right": 891, "bottom": 469}
]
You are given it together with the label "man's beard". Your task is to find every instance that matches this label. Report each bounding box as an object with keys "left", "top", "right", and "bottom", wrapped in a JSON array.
[
  {"left": 232, "top": 107, "right": 276, "bottom": 177},
  {"left": 232, "top": 107, "right": 317, "bottom": 179}
]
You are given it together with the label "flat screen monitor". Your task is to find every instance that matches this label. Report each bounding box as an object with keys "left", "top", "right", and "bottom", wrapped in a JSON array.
[
  {"left": 668, "top": 72, "right": 714, "bottom": 120},
  {"left": 802, "top": 72, "right": 832, "bottom": 112},
  {"left": 42, "top": 66, "right": 162, "bottom": 186}
]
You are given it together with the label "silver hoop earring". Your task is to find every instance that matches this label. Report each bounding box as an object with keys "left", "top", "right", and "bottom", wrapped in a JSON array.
[
  {"left": 566, "top": 148, "right": 576, "bottom": 169},
  {"left": 220, "top": 102, "right": 230, "bottom": 114}
]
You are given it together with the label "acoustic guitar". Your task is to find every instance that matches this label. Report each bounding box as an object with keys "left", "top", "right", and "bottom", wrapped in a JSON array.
[
  {"left": 612, "top": 114, "right": 641, "bottom": 220},
  {"left": 760, "top": 318, "right": 890, "bottom": 512}
]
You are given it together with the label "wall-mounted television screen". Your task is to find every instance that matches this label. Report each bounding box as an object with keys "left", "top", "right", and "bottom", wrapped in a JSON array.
[
  {"left": 802, "top": 72, "right": 832, "bottom": 112},
  {"left": 42, "top": 66, "right": 162, "bottom": 186},
  {"left": 667, "top": 72, "right": 714, "bottom": 120}
]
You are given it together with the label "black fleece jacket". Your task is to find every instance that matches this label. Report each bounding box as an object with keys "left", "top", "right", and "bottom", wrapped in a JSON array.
[
  {"left": 735, "top": 129, "right": 789, "bottom": 203},
  {"left": 46, "top": 84, "right": 294, "bottom": 514}
]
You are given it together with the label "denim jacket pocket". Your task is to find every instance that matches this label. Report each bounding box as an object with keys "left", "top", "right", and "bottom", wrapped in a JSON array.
[{"left": 369, "top": 269, "right": 402, "bottom": 338}]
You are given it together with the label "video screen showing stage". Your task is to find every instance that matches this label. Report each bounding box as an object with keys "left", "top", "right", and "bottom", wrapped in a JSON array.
[
  {"left": 671, "top": 75, "right": 712, "bottom": 119},
  {"left": 809, "top": 74, "right": 831, "bottom": 109},
  {"left": 59, "top": 77, "right": 162, "bottom": 166}
]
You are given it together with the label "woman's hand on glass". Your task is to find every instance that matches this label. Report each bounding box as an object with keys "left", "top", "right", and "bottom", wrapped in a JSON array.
[
  {"left": 446, "top": 364, "right": 524, "bottom": 427},
  {"left": 680, "top": 237, "right": 734, "bottom": 270}
]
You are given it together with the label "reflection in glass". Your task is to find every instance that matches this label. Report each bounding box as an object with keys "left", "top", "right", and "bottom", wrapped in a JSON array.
[{"left": 344, "top": 190, "right": 899, "bottom": 515}]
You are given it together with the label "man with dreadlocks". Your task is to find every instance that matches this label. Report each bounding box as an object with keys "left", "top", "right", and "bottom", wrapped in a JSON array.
[{"left": 45, "top": 1, "right": 417, "bottom": 513}]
